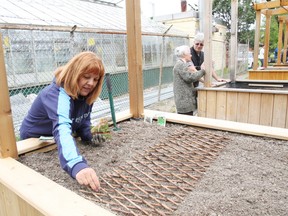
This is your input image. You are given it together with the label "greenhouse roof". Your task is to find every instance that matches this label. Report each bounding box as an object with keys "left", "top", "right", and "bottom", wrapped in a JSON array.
[{"left": 0, "top": 0, "right": 186, "bottom": 36}]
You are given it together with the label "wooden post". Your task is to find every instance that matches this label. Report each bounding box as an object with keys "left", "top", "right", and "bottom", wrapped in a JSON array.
[
  {"left": 282, "top": 21, "right": 288, "bottom": 63},
  {"left": 230, "top": 0, "right": 238, "bottom": 82},
  {"left": 158, "top": 25, "right": 173, "bottom": 102},
  {"left": 0, "top": 33, "right": 18, "bottom": 158},
  {"left": 253, "top": 10, "right": 261, "bottom": 70},
  {"left": 264, "top": 13, "right": 271, "bottom": 68},
  {"left": 277, "top": 18, "right": 284, "bottom": 64},
  {"left": 125, "top": 0, "right": 144, "bottom": 118},
  {"left": 203, "top": 0, "right": 212, "bottom": 87}
]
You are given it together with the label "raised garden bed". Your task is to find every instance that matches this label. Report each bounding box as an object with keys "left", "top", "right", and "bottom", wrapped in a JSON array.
[
  {"left": 248, "top": 68, "right": 288, "bottom": 80},
  {"left": 198, "top": 80, "right": 288, "bottom": 128},
  {"left": 15, "top": 119, "right": 288, "bottom": 215}
]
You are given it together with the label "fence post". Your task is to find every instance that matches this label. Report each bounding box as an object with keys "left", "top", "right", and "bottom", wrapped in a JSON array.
[{"left": 0, "top": 33, "right": 18, "bottom": 158}]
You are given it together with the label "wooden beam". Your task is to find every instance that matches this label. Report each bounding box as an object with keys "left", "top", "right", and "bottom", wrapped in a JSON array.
[
  {"left": 281, "top": 0, "right": 288, "bottom": 6},
  {"left": 144, "top": 109, "right": 288, "bottom": 140},
  {"left": 262, "top": 6, "right": 288, "bottom": 16},
  {"left": 253, "top": 10, "right": 262, "bottom": 70},
  {"left": 283, "top": 22, "right": 288, "bottom": 63},
  {"left": 277, "top": 19, "right": 284, "bottom": 64},
  {"left": 0, "top": 33, "right": 17, "bottom": 159},
  {"left": 230, "top": 0, "right": 238, "bottom": 82},
  {"left": 125, "top": 0, "right": 144, "bottom": 118},
  {"left": 264, "top": 14, "right": 271, "bottom": 68},
  {"left": 278, "top": 15, "right": 288, "bottom": 21},
  {"left": 17, "top": 138, "right": 56, "bottom": 155},
  {"left": 0, "top": 157, "right": 115, "bottom": 216},
  {"left": 203, "top": 0, "right": 212, "bottom": 87},
  {"left": 253, "top": 0, "right": 280, "bottom": 11}
]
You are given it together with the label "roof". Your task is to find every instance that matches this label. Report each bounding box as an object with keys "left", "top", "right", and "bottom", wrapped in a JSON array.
[{"left": 0, "top": 0, "right": 186, "bottom": 36}]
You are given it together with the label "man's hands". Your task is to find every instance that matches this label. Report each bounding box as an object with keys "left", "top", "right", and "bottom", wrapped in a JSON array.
[{"left": 76, "top": 167, "right": 100, "bottom": 192}]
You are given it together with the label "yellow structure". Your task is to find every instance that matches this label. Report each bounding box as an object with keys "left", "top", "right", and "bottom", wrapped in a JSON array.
[{"left": 154, "top": 10, "right": 227, "bottom": 71}]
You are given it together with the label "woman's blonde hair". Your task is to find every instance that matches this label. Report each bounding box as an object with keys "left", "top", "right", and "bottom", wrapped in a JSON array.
[{"left": 54, "top": 51, "right": 105, "bottom": 105}]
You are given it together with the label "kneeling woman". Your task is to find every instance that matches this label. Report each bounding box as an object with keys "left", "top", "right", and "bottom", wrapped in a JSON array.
[{"left": 20, "top": 51, "right": 105, "bottom": 191}]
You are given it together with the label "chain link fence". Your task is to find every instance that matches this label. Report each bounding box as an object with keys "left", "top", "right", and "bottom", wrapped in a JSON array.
[
  {"left": 2, "top": 28, "right": 188, "bottom": 137},
  {"left": 237, "top": 43, "right": 250, "bottom": 75}
]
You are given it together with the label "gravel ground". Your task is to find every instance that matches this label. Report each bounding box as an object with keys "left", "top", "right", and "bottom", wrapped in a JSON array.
[{"left": 18, "top": 98, "right": 288, "bottom": 215}]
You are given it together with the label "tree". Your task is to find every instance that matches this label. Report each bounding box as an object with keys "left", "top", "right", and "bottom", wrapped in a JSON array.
[
  {"left": 269, "top": 15, "right": 279, "bottom": 52},
  {"left": 212, "top": 0, "right": 255, "bottom": 45}
]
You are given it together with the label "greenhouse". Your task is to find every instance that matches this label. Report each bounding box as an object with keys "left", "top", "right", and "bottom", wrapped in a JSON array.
[{"left": 1, "top": 0, "right": 188, "bottom": 135}]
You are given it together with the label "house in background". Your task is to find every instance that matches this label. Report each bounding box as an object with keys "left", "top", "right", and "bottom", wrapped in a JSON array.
[{"left": 152, "top": 8, "right": 228, "bottom": 71}]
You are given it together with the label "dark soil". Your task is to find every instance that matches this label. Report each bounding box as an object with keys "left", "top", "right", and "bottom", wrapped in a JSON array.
[{"left": 18, "top": 98, "right": 288, "bottom": 216}]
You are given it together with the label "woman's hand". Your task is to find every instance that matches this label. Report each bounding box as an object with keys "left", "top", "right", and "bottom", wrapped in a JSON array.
[
  {"left": 76, "top": 167, "right": 101, "bottom": 191},
  {"left": 216, "top": 78, "right": 229, "bottom": 82}
]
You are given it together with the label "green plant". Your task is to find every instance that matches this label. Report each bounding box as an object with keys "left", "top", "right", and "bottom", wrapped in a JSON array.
[{"left": 91, "top": 118, "right": 112, "bottom": 140}]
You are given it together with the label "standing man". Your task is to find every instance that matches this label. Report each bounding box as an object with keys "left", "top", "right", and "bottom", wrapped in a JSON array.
[
  {"left": 190, "top": 32, "right": 226, "bottom": 113},
  {"left": 190, "top": 32, "right": 225, "bottom": 82}
]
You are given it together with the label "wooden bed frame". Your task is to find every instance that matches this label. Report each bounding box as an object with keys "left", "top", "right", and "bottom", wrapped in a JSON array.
[{"left": 1, "top": 0, "right": 288, "bottom": 215}]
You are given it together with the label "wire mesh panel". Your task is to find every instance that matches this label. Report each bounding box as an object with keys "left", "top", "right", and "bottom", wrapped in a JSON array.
[
  {"left": 237, "top": 43, "right": 250, "bottom": 75},
  {"left": 81, "top": 127, "right": 229, "bottom": 215},
  {"left": 2, "top": 28, "right": 188, "bottom": 137}
]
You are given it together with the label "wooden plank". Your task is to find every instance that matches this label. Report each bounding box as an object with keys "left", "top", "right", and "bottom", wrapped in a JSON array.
[
  {"left": 126, "top": 0, "right": 143, "bottom": 118},
  {"left": 264, "top": 13, "right": 271, "bottom": 68},
  {"left": 226, "top": 92, "right": 238, "bottom": 121},
  {"left": 0, "top": 181, "right": 29, "bottom": 216},
  {"left": 277, "top": 20, "right": 284, "bottom": 65},
  {"left": 262, "top": 71, "right": 272, "bottom": 80},
  {"left": 274, "top": 72, "right": 283, "bottom": 80},
  {"left": 278, "top": 15, "right": 288, "bottom": 21},
  {"left": 144, "top": 109, "right": 288, "bottom": 140},
  {"left": 17, "top": 138, "right": 56, "bottom": 155},
  {"left": 201, "top": 85, "right": 288, "bottom": 94},
  {"left": 206, "top": 91, "right": 217, "bottom": 119},
  {"left": 216, "top": 91, "right": 227, "bottom": 120},
  {"left": 283, "top": 22, "right": 288, "bottom": 63},
  {"left": 272, "top": 95, "right": 288, "bottom": 128},
  {"left": 260, "top": 94, "right": 274, "bottom": 126},
  {"left": 253, "top": 10, "right": 261, "bottom": 70},
  {"left": 0, "top": 33, "right": 17, "bottom": 159},
  {"left": 197, "top": 90, "right": 207, "bottom": 117},
  {"left": 248, "top": 93, "right": 261, "bottom": 125},
  {"left": 230, "top": 0, "right": 238, "bottom": 82},
  {"left": 115, "top": 110, "right": 133, "bottom": 122},
  {"left": 253, "top": 0, "right": 280, "bottom": 10},
  {"left": 23, "top": 144, "right": 57, "bottom": 155},
  {"left": 236, "top": 92, "right": 249, "bottom": 123},
  {"left": 248, "top": 71, "right": 257, "bottom": 80},
  {"left": 263, "top": 6, "right": 288, "bottom": 15},
  {"left": 281, "top": 0, "right": 288, "bottom": 6},
  {"left": 203, "top": 0, "right": 213, "bottom": 87},
  {"left": 248, "top": 83, "right": 283, "bottom": 87},
  {"left": 0, "top": 157, "right": 115, "bottom": 216},
  {"left": 248, "top": 71, "right": 288, "bottom": 80}
]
